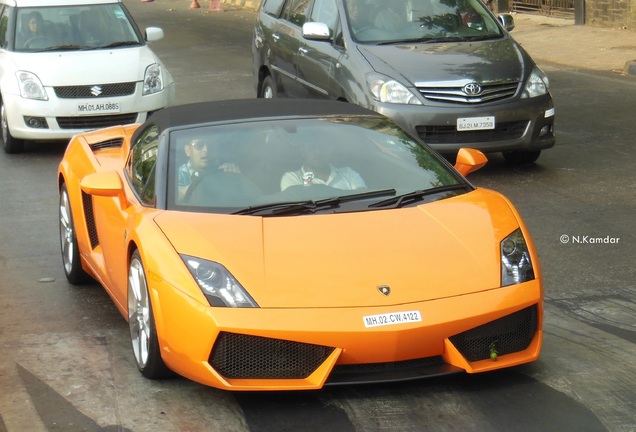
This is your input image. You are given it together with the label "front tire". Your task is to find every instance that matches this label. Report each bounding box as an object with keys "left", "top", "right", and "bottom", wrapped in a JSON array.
[
  {"left": 1, "top": 99, "right": 25, "bottom": 154},
  {"left": 59, "top": 183, "right": 93, "bottom": 284},
  {"left": 259, "top": 75, "right": 276, "bottom": 99},
  {"left": 128, "top": 250, "right": 171, "bottom": 379}
]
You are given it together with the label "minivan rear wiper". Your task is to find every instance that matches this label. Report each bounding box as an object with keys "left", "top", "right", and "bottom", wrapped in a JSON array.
[{"left": 369, "top": 184, "right": 469, "bottom": 208}]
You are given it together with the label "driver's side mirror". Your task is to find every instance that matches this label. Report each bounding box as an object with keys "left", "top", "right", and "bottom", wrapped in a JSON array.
[
  {"left": 497, "top": 14, "right": 515, "bottom": 31},
  {"left": 454, "top": 148, "right": 487, "bottom": 176},
  {"left": 80, "top": 171, "right": 129, "bottom": 209}
]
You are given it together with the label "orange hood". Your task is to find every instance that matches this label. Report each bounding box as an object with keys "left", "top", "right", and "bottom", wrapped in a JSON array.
[{"left": 155, "top": 189, "right": 521, "bottom": 308}]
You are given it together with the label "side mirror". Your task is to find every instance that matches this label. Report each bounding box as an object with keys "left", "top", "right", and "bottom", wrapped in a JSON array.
[
  {"left": 454, "top": 148, "right": 487, "bottom": 176},
  {"left": 302, "top": 22, "right": 331, "bottom": 41},
  {"left": 145, "top": 27, "right": 164, "bottom": 42},
  {"left": 81, "top": 171, "right": 129, "bottom": 208},
  {"left": 498, "top": 14, "right": 515, "bottom": 31}
]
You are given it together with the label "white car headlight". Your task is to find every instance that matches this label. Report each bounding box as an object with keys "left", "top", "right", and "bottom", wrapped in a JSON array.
[
  {"left": 182, "top": 255, "right": 258, "bottom": 307},
  {"left": 501, "top": 228, "right": 535, "bottom": 286},
  {"left": 521, "top": 67, "right": 549, "bottom": 99},
  {"left": 16, "top": 71, "right": 48, "bottom": 100},
  {"left": 143, "top": 63, "right": 164, "bottom": 95},
  {"left": 366, "top": 73, "right": 422, "bottom": 105}
]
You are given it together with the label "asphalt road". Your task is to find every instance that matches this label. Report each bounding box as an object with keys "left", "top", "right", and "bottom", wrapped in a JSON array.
[{"left": 0, "top": 1, "right": 634, "bottom": 431}]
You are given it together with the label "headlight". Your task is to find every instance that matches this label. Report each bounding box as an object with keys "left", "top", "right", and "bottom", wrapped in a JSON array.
[
  {"left": 16, "top": 71, "right": 48, "bottom": 100},
  {"left": 181, "top": 255, "right": 258, "bottom": 308},
  {"left": 501, "top": 228, "right": 535, "bottom": 286},
  {"left": 521, "top": 67, "right": 549, "bottom": 98},
  {"left": 366, "top": 73, "right": 422, "bottom": 105},
  {"left": 143, "top": 63, "right": 164, "bottom": 95}
]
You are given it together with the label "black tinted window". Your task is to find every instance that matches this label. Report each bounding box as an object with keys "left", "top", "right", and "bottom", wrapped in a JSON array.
[
  {"left": 281, "top": 0, "right": 311, "bottom": 27},
  {"left": 128, "top": 125, "right": 159, "bottom": 205},
  {"left": 262, "top": 0, "right": 286, "bottom": 16},
  {"left": 311, "top": 0, "right": 338, "bottom": 33}
]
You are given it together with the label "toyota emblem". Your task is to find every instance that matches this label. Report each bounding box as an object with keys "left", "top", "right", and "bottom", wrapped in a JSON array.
[{"left": 463, "top": 83, "right": 482, "bottom": 95}]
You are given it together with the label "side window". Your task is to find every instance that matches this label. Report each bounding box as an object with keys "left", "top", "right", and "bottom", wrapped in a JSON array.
[
  {"left": 0, "top": 6, "right": 9, "bottom": 48},
  {"left": 281, "top": 0, "right": 311, "bottom": 27},
  {"left": 311, "top": 0, "right": 338, "bottom": 34},
  {"left": 262, "top": 0, "right": 286, "bottom": 17},
  {"left": 127, "top": 125, "right": 159, "bottom": 205}
]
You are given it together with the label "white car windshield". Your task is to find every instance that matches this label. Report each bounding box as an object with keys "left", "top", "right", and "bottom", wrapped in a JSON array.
[
  {"left": 14, "top": 4, "right": 141, "bottom": 52},
  {"left": 344, "top": 0, "right": 503, "bottom": 43},
  {"left": 167, "top": 116, "right": 467, "bottom": 214}
]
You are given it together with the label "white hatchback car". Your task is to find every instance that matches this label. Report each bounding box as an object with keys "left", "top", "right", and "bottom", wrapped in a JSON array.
[{"left": 0, "top": 0, "right": 175, "bottom": 153}]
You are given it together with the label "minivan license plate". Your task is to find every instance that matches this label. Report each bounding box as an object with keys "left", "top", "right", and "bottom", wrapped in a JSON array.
[
  {"left": 77, "top": 101, "right": 120, "bottom": 115},
  {"left": 457, "top": 116, "right": 495, "bottom": 131}
]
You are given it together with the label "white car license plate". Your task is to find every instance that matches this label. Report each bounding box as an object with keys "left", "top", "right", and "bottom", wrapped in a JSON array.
[
  {"left": 457, "top": 116, "right": 495, "bottom": 131},
  {"left": 363, "top": 310, "right": 422, "bottom": 328},
  {"left": 76, "top": 101, "right": 121, "bottom": 115}
]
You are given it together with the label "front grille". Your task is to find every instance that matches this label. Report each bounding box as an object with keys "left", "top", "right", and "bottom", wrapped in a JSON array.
[
  {"left": 417, "top": 81, "right": 519, "bottom": 104},
  {"left": 416, "top": 120, "right": 528, "bottom": 144},
  {"left": 54, "top": 83, "right": 136, "bottom": 99},
  {"left": 449, "top": 305, "right": 538, "bottom": 362},
  {"left": 81, "top": 191, "right": 99, "bottom": 249},
  {"left": 57, "top": 113, "right": 139, "bottom": 130},
  {"left": 209, "top": 332, "right": 335, "bottom": 379}
]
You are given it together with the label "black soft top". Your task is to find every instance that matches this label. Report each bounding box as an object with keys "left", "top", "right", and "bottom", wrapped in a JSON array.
[{"left": 133, "top": 98, "right": 378, "bottom": 143}]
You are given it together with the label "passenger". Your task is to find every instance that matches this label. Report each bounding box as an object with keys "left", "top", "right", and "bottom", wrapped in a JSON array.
[
  {"left": 280, "top": 141, "right": 366, "bottom": 191},
  {"left": 178, "top": 138, "right": 240, "bottom": 202}
]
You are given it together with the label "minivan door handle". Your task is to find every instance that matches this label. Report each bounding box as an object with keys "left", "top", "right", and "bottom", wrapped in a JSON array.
[
  {"left": 272, "top": 33, "right": 280, "bottom": 42},
  {"left": 298, "top": 47, "right": 308, "bottom": 56}
]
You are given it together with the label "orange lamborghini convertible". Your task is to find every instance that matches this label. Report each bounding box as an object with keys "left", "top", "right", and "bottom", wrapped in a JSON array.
[{"left": 57, "top": 99, "right": 542, "bottom": 390}]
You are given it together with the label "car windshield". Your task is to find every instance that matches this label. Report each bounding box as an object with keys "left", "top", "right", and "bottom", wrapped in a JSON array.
[
  {"left": 344, "top": 0, "right": 503, "bottom": 43},
  {"left": 14, "top": 4, "right": 141, "bottom": 52},
  {"left": 167, "top": 116, "right": 468, "bottom": 215}
]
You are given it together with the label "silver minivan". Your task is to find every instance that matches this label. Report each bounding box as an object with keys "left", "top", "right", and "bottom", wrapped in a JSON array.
[{"left": 252, "top": 0, "right": 555, "bottom": 163}]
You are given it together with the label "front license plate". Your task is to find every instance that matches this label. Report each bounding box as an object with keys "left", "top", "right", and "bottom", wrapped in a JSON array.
[
  {"left": 76, "top": 101, "right": 121, "bottom": 115},
  {"left": 457, "top": 116, "right": 495, "bottom": 131},
  {"left": 363, "top": 310, "right": 422, "bottom": 328}
]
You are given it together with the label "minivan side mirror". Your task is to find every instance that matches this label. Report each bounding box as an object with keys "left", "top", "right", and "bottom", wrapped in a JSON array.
[
  {"left": 497, "top": 14, "right": 515, "bottom": 31},
  {"left": 302, "top": 22, "right": 331, "bottom": 41}
]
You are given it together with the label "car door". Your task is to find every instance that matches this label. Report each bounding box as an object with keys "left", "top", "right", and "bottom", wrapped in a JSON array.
[
  {"left": 295, "top": 0, "right": 341, "bottom": 99},
  {"left": 92, "top": 126, "right": 160, "bottom": 310},
  {"left": 268, "top": 0, "right": 311, "bottom": 97}
]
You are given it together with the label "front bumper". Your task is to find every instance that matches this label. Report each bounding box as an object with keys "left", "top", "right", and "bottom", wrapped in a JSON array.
[
  {"left": 373, "top": 94, "right": 555, "bottom": 154},
  {"left": 151, "top": 278, "right": 543, "bottom": 391},
  {"left": 4, "top": 82, "right": 175, "bottom": 141}
]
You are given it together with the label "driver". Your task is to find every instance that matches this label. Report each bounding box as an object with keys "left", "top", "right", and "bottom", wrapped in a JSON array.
[
  {"left": 178, "top": 138, "right": 240, "bottom": 202},
  {"left": 20, "top": 11, "right": 46, "bottom": 48}
]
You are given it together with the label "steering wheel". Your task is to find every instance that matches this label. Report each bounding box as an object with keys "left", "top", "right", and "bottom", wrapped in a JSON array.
[{"left": 24, "top": 36, "right": 48, "bottom": 49}]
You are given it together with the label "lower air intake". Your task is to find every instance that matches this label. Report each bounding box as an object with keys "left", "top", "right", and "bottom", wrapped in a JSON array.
[
  {"left": 209, "top": 332, "right": 335, "bottom": 379},
  {"left": 449, "top": 305, "right": 538, "bottom": 362}
]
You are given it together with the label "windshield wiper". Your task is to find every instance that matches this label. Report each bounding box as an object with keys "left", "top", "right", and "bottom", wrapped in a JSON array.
[
  {"left": 81, "top": 41, "right": 140, "bottom": 50},
  {"left": 34, "top": 44, "right": 82, "bottom": 52},
  {"left": 377, "top": 36, "right": 457, "bottom": 45},
  {"left": 233, "top": 189, "right": 396, "bottom": 216},
  {"left": 100, "top": 41, "right": 141, "bottom": 48},
  {"left": 369, "top": 184, "right": 469, "bottom": 209}
]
